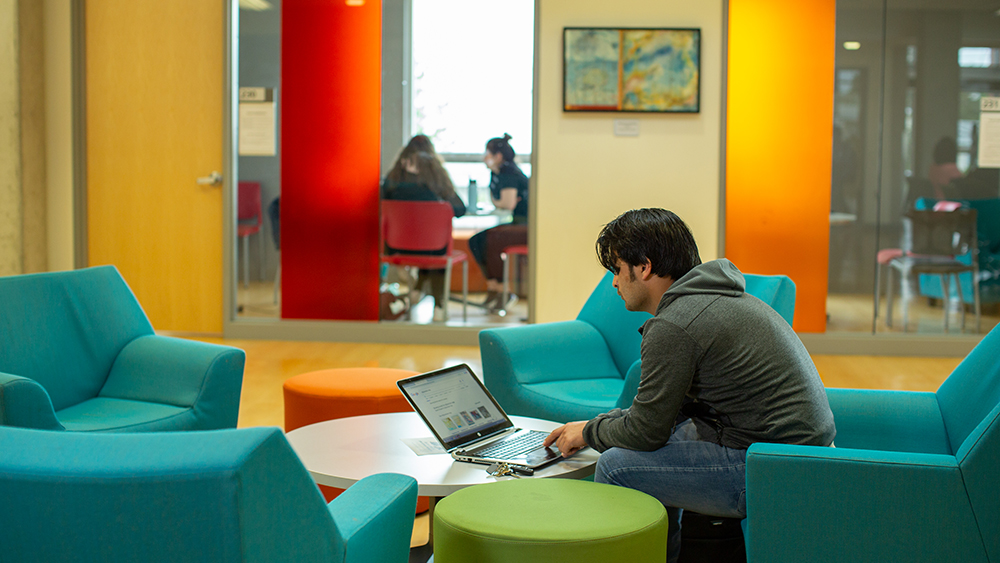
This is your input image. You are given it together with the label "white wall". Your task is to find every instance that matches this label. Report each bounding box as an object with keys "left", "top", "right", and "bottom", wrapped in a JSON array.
[{"left": 533, "top": 0, "right": 724, "bottom": 323}]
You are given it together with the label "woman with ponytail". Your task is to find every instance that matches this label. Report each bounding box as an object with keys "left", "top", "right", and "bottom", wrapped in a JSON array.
[{"left": 469, "top": 133, "right": 529, "bottom": 312}]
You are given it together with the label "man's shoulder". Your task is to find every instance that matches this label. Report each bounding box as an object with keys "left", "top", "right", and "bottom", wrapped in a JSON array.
[
  {"left": 641, "top": 312, "right": 696, "bottom": 345},
  {"left": 653, "top": 292, "right": 725, "bottom": 329}
]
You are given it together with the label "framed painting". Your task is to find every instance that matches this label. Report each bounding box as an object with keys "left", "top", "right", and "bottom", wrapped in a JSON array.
[{"left": 563, "top": 27, "right": 701, "bottom": 113}]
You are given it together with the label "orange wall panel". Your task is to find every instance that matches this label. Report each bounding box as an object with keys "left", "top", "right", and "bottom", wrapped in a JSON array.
[{"left": 726, "top": 0, "right": 836, "bottom": 333}]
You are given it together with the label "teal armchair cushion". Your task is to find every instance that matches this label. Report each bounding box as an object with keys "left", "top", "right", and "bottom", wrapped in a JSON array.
[
  {"left": 745, "top": 323, "right": 1000, "bottom": 562},
  {"left": 825, "top": 388, "right": 951, "bottom": 454},
  {"left": 742, "top": 273, "right": 796, "bottom": 326},
  {"left": 0, "top": 265, "right": 153, "bottom": 411},
  {"left": 574, "top": 272, "right": 652, "bottom": 376},
  {"left": 481, "top": 271, "right": 795, "bottom": 423},
  {"left": 0, "top": 266, "right": 244, "bottom": 431},
  {"left": 0, "top": 426, "right": 418, "bottom": 563}
]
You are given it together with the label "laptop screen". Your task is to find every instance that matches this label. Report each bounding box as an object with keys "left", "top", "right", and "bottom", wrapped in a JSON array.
[{"left": 397, "top": 364, "right": 513, "bottom": 451}]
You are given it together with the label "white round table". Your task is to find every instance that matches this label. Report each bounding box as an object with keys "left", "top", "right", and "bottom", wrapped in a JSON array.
[{"left": 285, "top": 412, "right": 600, "bottom": 498}]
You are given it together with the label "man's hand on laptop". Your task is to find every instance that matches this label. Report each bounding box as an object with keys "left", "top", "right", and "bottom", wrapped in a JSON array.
[{"left": 544, "top": 421, "right": 587, "bottom": 457}]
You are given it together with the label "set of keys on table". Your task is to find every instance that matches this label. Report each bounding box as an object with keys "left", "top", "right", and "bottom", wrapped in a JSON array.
[
  {"left": 485, "top": 462, "right": 534, "bottom": 477},
  {"left": 485, "top": 462, "right": 533, "bottom": 477}
]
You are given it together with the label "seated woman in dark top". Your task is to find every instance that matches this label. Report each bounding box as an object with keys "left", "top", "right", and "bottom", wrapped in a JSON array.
[
  {"left": 469, "top": 133, "right": 528, "bottom": 312},
  {"left": 382, "top": 135, "right": 465, "bottom": 319}
]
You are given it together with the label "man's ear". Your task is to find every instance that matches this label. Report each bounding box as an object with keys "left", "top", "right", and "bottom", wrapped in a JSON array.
[{"left": 639, "top": 259, "right": 655, "bottom": 281}]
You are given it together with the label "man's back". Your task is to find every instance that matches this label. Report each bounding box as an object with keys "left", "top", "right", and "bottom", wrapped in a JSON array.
[{"left": 646, "top": 259, "right": 835, "bottom": 449}]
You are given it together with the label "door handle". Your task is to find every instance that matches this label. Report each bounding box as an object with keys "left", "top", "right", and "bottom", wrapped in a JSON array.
[{"left": 196, "top": 171, "right": 223, "bottom": 186}]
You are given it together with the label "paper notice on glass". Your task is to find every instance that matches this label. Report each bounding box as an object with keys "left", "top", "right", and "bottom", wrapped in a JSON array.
[
  {"left": 978, "top": 97, "right": 1000, "bottom": 169},
  {"left": 401, "top": 436, "right": 447, "bottom": 456},
  {"left": 239, "top": 102, "right": 276, "bottom": 156}
]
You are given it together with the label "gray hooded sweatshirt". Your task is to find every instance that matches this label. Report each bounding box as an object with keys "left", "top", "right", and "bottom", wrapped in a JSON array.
[{"left": 582, "top": 259, "right": 836, "bottom": 452}]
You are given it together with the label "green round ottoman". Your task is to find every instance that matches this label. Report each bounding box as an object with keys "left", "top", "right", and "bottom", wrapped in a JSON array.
[{"left": 433, "top": 478, "right": 667, "bottom": 563}]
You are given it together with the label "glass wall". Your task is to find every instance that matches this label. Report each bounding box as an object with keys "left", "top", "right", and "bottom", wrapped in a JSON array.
[
  {"left": 381, "top": 0, "right": 535, "bottom": 326},
  {"left": 827, "top": 0, "right": 1000, "bottom": 336},
  {"left": 233, "top": 0, "right": 536, "bottom": 327}
]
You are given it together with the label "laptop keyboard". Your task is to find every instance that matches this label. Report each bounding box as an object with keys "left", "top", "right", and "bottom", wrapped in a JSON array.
[{"left": 472, "top": 430, "right": 549, "bottom": 459}]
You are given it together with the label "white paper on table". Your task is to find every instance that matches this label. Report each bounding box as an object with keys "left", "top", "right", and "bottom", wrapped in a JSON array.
[{"left": 401, "top": 436, "right": 447, "bottom": 456}]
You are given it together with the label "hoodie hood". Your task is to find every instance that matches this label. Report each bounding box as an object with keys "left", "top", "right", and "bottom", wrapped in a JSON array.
[{"left": 656, "top": 259, "right": 745, "bottom": 313}]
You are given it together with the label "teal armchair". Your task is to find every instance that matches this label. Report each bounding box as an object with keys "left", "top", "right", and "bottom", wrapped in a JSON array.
[
  {"left": 480, "top": 271, "right": 796, "bottom": 423},
  {"left": 745, "top": 323, "right": 1000, "bottom": 562},
  {"left": 0, "top": 426, "right": 418, "bottom": 563},
  {"left": 0, "top": 266, "right": 244, "bottom": 431}
]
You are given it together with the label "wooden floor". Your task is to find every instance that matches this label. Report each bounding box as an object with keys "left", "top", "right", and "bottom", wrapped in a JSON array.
[
  {"left": 187, "top": 338, "right": 964, "bottom": 430},
  {"left": 236, "top": 280, "right": 530, "bottom": 327},
  {"left": 188, "top": 336, "right": 964, "bottom": 555}
]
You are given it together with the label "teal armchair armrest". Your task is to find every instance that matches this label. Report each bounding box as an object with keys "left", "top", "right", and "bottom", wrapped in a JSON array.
[
  {"left": 99, "top": 335, "right": 245, "bottom": 430},
  {"left": 329, "top": 473, "right": 418, "bottom": 563},
  {"left": 746, "top": 442, "right": 988, "bottom": 563},
  {"left": 826, "top": 387, "right": 952, "bottom": 454},
  {"left": 0, "top": 372, "right": 63, "bottom": 430}
]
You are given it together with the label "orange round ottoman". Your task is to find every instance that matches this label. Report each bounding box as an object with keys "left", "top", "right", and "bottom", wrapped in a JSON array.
[{"left": 283, "top": 367, "right": 429, "bottom": 512}]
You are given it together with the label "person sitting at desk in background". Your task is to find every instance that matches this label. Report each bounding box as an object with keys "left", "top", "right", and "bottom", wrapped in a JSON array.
[
  {"left": 469, "top": 133, "right": 529, "bottom": 313},
  {"left": 928, "top": 136, "right": 963, "bottom": 199},
  {"left": 382, "top": 135, "right": 466, "bottom": 320},
  {"left": 544, "top": 208, "right": 836, "bottom": 563}
]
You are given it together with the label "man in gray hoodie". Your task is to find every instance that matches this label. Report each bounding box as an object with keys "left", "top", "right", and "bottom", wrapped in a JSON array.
[{"left": 544, "top": 208, "right": 835, "bottom": 562}]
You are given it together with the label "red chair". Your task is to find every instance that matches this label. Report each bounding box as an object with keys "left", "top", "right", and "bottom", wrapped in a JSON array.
[
  {"left": 381, "top": 200, "right": 468, "bottom": 322},
  {"left": 500, "top": 244, "right": 528, "bottom": 317},
  {"left": 238, "top": 181, "right": 264, "bottom": 289}
]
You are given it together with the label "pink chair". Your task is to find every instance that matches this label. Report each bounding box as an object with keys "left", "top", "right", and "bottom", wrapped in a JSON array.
[
  {"left": 500, "top": 244, "right": 528, "bottom": 317},
  {"left": 381, "top": 200, "right": 468, "bottom": 322},
  {"left": 237, "top": 181, "right": 264, "bottom": 289}
]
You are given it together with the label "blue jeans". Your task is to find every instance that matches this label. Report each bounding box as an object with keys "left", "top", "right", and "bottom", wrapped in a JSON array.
[{"left": 594, "top": 419, "right": 747, "bottom": 563}]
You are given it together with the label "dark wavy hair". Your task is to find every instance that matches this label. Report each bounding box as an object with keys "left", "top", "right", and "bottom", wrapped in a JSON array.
[
  {"left": 596, "top": 208, "right": 701, "bottom": 280},
  {"left": 933, "top": 136, "right": 957, "bottom": 165},
  {"left": 486, "top": 133, "right": 515, "bottom": 163}
]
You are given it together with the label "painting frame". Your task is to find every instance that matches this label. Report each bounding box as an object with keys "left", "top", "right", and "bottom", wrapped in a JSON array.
[{"left": 563, "top": 27, "right": 701, "bottom": 114}]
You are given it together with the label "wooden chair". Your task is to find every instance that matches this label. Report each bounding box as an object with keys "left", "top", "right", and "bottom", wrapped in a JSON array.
[{"left": 885, "top": 207, "right": 980, "bottom": 332}]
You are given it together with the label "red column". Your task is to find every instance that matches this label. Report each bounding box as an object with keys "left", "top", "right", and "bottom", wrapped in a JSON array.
[{"left": 281, "top": 0, "right": 382, "bottom": 320}]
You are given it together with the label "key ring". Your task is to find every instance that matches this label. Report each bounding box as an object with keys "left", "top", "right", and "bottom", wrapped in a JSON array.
[{"left": 486, "top": 462, "right": 515, "bottom": 478}]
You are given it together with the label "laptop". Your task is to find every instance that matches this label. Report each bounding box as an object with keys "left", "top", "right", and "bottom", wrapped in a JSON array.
[{"left": 397, "top": 364, "right": 563, "bottom": 470}]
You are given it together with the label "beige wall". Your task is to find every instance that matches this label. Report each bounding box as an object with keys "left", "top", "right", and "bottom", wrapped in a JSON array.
[
  {"left": 533, "top": 0, "right": 724, "bottom": 323},
  {"left": 20, "top": 0, "right": 47, "bottom": 273},
  {"left": 44, "top": 0, "right": 74, "bottom": 272},
  {"left": 0, "top": 0, "right": 65, "bottom": 277},
  {"left": 0, "top": 0, "right": 21, "bottom": 276}
]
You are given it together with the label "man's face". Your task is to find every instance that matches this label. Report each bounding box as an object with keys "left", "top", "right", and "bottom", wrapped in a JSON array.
[{"left": 612, "top": 258, "right": 649, "bottom": 312}]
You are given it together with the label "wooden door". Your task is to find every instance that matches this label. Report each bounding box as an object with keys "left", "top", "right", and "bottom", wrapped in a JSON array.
[{"left": 86, "top": 1, "right": 225, "bottom": 333}]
